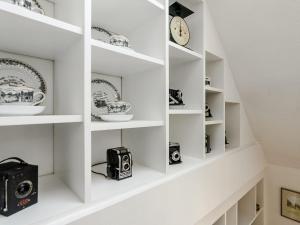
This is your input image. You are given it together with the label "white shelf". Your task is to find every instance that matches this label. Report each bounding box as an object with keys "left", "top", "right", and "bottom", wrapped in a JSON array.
[
  {"left": 0, "top": 1, "right": 82, "bottom": 60},
  {"left": 249, "top": 208, "right": 263, "bottom": 225},
  {"left": 91, "top": 163, "right": 164, "bottom": 202},
  {"left": 205, "top": 86, "right": 224, "bottom": 93},
  {"left": 92, "top": 0, "right": 164, "bottom": 35},
  {"left": 0, "top": 115, "right": 82, "bottom": 126},
  {"left": 91, "top": 120, "right": 164, "bottom": 131},
  {"left": 168, "top": 156, "right": 202, "bottom": 175},
  {"left": 91, "top": 40, "right": 164, "bottom": 75},
  {"left": 169, "top": 41, "right": 203, "bottom": 64},
  {"left": 0, "top": 175, "right": 82, "bottom": 225},
  {"left": 169, "top": 109, "right": 203, "bottom": 115},
  {"left": 205, "top": 120, "right": 223, "bottom": 125}
]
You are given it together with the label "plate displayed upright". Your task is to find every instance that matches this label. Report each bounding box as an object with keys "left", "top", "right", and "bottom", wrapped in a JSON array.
[
  {"left": 91, "top": 78, "right": 121, "bottom": 119},
  {"left": 0, "top": 59, "right": 47, "bottom": 115}
]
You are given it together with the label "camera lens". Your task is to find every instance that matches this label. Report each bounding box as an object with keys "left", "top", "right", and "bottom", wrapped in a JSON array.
[
  {"left": 122, "top": 162, "right": 130, "bottom": 171},
  {"left": 15, "top": 180, "right": 33, "bottom": 199},
  {"left": 172, "top": 151, "right": 180, "bottom": 161},
  {"left": 122, "top": 155, "right": 129, "bottom": 162}
]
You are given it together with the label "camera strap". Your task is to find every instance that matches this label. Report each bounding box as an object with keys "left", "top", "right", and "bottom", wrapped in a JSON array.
[{"left": 0, "top": 157, "right": 28, "bottom": 165}]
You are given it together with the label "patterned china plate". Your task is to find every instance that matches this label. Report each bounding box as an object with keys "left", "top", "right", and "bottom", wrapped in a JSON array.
[
  {"left": 0, "top": 59, "right": 47, "bottom": 105},
  {"left": 91, "top": 78, "right": 121, "bottom": 119}
]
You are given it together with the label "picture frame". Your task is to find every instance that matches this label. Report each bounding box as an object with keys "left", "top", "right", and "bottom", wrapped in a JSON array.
[{"left": 281, "top": 188, "right": 300, "bottom": 223}]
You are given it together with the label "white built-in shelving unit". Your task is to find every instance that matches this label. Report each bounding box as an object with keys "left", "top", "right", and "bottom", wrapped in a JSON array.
[
  {"left": 211, "top": 179, "right": 264, "bottom": 225},
  {"left": 0, "top": 0, "right": 247, "bottom": 224}
]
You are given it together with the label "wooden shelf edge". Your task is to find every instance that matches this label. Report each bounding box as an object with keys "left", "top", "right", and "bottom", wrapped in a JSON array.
[
  {"left": 169, "top": 109, "right": 203, "bottom": 115},
  {"left": 205, "top": 120, "right": 223, "bottom": 125},
  {"left": 205, "top": 86, "right": 224, "bottom": 93}
]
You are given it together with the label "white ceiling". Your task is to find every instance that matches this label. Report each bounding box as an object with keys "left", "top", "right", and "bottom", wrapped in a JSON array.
[{"left": 207, "top": 0, "right": 300, "bottom": 168}]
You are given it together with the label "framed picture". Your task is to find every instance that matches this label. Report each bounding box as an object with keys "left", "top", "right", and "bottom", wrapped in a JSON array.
[{"left": 281, "top": 188, "right": 300, "bottom": 222}]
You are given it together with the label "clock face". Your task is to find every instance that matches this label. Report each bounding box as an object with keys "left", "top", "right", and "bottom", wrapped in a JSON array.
[{"left": 170, "top": 16, "right": 190, "bottom": 46}]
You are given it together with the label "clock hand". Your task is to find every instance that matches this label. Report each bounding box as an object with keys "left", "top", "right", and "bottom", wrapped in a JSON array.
[{"left": 179, "top": 20, "right": 182, "bottom": 37}]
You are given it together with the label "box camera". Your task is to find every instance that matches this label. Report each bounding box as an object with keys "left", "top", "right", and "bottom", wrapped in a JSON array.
[
  {"left": 107, "top": 147, "right": 132, "bottom": 180},
  {"left": 169, "top": 142, "right": 182, "bottom": 165},
  {"left": 0, "top": 157, "right": 38, "bottom": 217}
]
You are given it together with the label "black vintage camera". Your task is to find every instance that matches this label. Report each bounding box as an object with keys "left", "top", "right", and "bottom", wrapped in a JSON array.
[
  {"left": 0, "top": 157, "right": 38, "bottom": 217},
  {"left": 107, "top": 147, "right": 132, "bottom": 180},
  {"left": 169, "top": 142, "right": 182, "bottom": 165}
]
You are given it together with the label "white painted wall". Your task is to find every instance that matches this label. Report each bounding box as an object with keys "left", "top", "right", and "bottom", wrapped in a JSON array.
[{"left": 265, "top": 164, "right": 300, "bottom": 225}]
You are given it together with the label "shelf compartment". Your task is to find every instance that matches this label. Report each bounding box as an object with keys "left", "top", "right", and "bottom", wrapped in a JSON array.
[
  {"left": 91, "top": 120, "right": 164, "bottom": 131},
  {"left": 92, "top": 0, "right": 164, "bottom": 35},
  {"left": 225, "top": 102, "right": 240, "bottom": 150},
  {"left": 169, "top": 109, "right": 203, "bottom": 115},
  {"left": 205, "top": 120, "right": 223, "bottom": 125},
  {"left": 205, "top": 51, "right": 224, "bottom": 89},
  {"left": 226, "top": 204, "right": 238, "bottom": 225},
  {"left": 205, "top": 86, "right": 224, "bottom": 93},
  {"left": 256, "top": 180, "right": 264, "bottom": 211},
  {"left": 169, "top": 41, "right": 203, "bottom": 65},
  {"left": 91, "top": 40, "right": 164, "bottom": 75},
  {"left": 238, "top": 187, "right": 256, "bottom": 225},
  {"left": 0, "top": 115, "right": 82, "bottom": 126},
  {"left": 91, "top": 163, "right": 164, "bottom": 202},
  {"left": 0, "top": 1, "right": 82, "bottom": 60},
  {"left": 170, "top": 116, "right": 204, "bottom": 159},
  {"left": 251, "top": 208, "right": 264, "bottom": 225},
  {"left": 0, "top": 175, "right": 82, "bottom": 225}
]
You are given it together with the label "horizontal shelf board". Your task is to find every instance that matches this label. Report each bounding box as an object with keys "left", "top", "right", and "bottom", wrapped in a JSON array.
[
  {"left": 205, "top": 86, "right": 224, "bottom": 93},
  {"left": 92, "top": 0, "right": 164, "bottom": 34},
  {"left": 91, "top": 120, "right": 164, "bottom": 131},
  {"left": 91, "top": 163, "right": 164, "bottom": 202},
  {"left": 0, "top": 1, "right": 82, "bottom": 60},
  {"left": 225, "top": 100, "right": 240, "bottom": 104},
  {"left": 169, "top": 41, "right": 203, "bottom": 64},
  {"left": 91, "top": 40, "right": 164, "bottom": 75},
  {"left": 205, "top": 120, "right": 223, "bottom": 125},
  {"left": 169, "top": 109, "right": 203, "bottom": 115},
  {"left": 0, "top": 115, "right": 82, "bottom": 126},
  {"left": 250, "top": 208, "right": 264, "bottom": 225},
  {"left": 0, "top": 175, "right": 82, "bottom": 225},
  {"left": 168, "top": 156, "right": 203, "bottom": 175}
]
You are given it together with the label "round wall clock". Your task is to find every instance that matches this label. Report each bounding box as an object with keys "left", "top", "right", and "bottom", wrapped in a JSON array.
[{"left": 170, "top": 16, "right": 190, "bottom": 46}]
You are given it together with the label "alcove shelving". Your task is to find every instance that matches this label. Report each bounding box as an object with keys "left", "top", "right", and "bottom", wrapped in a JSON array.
[
  {"left": 168, "top": 0, "right": 205, "bottom": 168},
  {"left": 225, "top": 101, "right": 241, "bottom": 150},
  {"left": 0, "top": 1, "right": 86, "bottom": 224},
  {"left": 210, "top": 179, "right": 264, "bottom": 225},
  {"left": 0, "top": 0, "right": 259, "bottom": 224},
  {"left": 90, "top": 0, "right": 167, "bottom": 204},
  {"left": 205, "top": 50, "right": 225, "bottom": 158}
]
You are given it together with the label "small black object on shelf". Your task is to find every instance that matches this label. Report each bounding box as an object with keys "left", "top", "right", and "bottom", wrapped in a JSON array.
[
  {"left": 205, "top": 104, "right": 213, "bottom": 118},
  {"left": 169, "top": 89, "right": 184, "bottom": 106},
  {"left": 225, "top": 131, "right": 230, "bottom": 145},
  {"left": 0, "top": 157, "right": 38, "bottom": 216},
  {"left": 107, "top": 147, "right": 132, "bottom": 181},
  {"left": 206, "top": 134, "right": 212, "bottom": 154},
  {"left": 169, "top": 1, "right": 194, "bottom": 18},
  {"left": 169, "top": 142, "right": 182, "bottom": 165}
]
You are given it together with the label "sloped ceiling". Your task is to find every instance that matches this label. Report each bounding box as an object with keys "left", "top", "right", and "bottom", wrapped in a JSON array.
[{"left": 207, "top": 0, "right": 300, "bottom": 168}]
